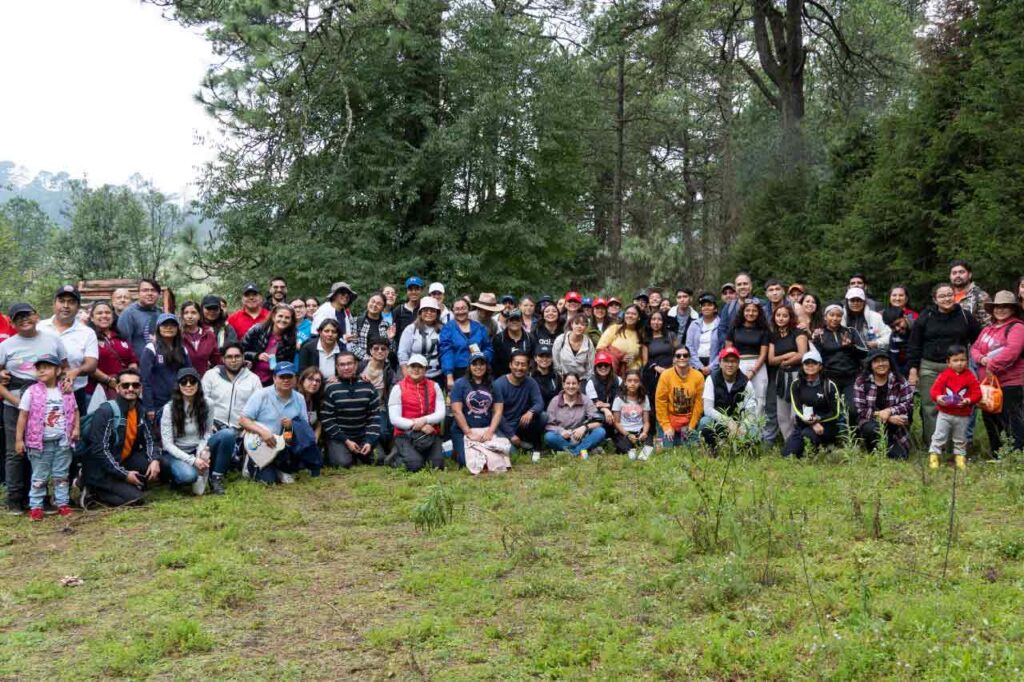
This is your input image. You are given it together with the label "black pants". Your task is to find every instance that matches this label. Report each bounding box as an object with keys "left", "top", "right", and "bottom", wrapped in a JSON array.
[
  {"left": 983, "top": 385, "right": 1024, "bottom": 454},
  {"left": 88, "top": 451, "right": 150, "bottom": 507},
  {"left": 782, "top": 422, "right": 839, "bottom": 457},
  {"left": 393, "top": 434, "right": 444, "bottom": 472},
  {"left": 611, "top": 430, "right": 650, "bottom": 453},
  {"left": 510, "top": 412, "right": 547, "bottom": 449},
  {"left": 4, "top": 403, "right": 31, "bottom": 509},
  {"left": 858, "top": 419, "right": 909, "bottom": 459}
]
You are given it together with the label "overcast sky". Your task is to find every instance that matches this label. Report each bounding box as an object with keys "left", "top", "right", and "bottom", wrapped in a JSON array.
[{"left": 0, "top": 0, "right": 219, "bottom": 198}]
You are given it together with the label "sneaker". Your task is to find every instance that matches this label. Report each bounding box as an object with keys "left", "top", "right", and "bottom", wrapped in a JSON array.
[
  {"left": 929, "top": 453, "right": 940, "bottom": 469},
  {"left": 241, "top": 455, "right": 252, "bottom": 479},
  {"left": 28, "top": 508, "right": 44, "bottom": 521},
  {"left": 627, "top": 449, "right": 637, "bottom": 461},
  {"left": 6, "top": 502, "right": 24, "bottom": 516},
  {"left": 208, "top": 475, "right": 226, "bottom": 496},
  {"left": 638, "top": 445, "right": 654, "bottom": 461},
  {"left": 43, "top": 500, "right": 59, "bottom": 516},
  {"left": 955, "top": 454, "right": 967, "bottom": 470},
  {"left": 57, "top": 505, "right": 72, "bottom": 518},
  {"left": 277, "top": 471, "right": 296, "bottom": 484},
  {"left": 78, "top": 485, "right": 91, "bottom": 511},
  {"left": 531, "top": 451, "right": 541, "bottom": 463},
  {"left": 579, "top": 449, "right": 589, "bottom": 460}
]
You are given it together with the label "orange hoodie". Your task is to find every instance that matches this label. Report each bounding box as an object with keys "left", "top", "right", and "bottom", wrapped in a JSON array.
[{"left": 655, "top": 366, "right": 704, "bottom": 431}]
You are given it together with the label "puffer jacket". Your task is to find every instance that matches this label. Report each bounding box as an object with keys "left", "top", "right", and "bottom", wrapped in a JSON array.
[{"left": 241, "top": 323, "right": 297, "bottom": 366}]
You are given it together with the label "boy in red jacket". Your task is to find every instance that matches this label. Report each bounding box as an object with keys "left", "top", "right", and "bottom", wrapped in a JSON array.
[{"left": 929, "top": 344, "right": 982, "bottom": 470}]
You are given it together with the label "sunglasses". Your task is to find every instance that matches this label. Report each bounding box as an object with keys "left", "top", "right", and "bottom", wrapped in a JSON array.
[
  {"left": 178, "top": 378, "right": 199, "bottom": 386},
  {"left": 675, "top": 353, "right": 690, "bottom": 359},
  {"left": 120, "top": 382, "right": 142, "bottom": 389}
]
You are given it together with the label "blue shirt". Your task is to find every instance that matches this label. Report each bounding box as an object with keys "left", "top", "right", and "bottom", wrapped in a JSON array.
[
  {"left": 492, "top": 375, "right": 544, "bottom": 437},
  {"left": 242, "top": 386, "right": 308, "bottom": 434},
  {"left": 450, "top": 377, "right": 501, "bottom": 430}
]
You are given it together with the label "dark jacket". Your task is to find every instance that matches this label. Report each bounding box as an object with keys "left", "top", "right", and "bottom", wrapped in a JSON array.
[
  {"left": 83, "top": 397, "right": 156, "bottom": 485},
  {"left": 532, "top": 324, "right": 562, "bottom": 356},
  {"left": 492, "top": 329, "right": 535, "bottom": 377},
  {"left": 532, "top": 369, "right": 562, "bottom": 408},
  {"left": 392, "top": 303, "right": 419, "bottom": 344},
  {"left": 789, "top": 377, "right": 842, "bottom": 425},
  {"left": 242, "top": 323, "right": 297, "bottom": 366},
  {"left": 817, "top": 326, "right": 868, "bottom": 385},
  {"left": 139, "top": 342, "right": 191, "bottom": 414},
  {"left": 907, "top": 304, "right": 982, "bottom": 369},
  {"left": 297, "top": 336, "right": 344, "bottom": 374},
  {"left": 320, "top": 377, "right": 381, "bottom": 443},
  {"left": 350, "top": 313, "right": 392, "bottom": 361}
]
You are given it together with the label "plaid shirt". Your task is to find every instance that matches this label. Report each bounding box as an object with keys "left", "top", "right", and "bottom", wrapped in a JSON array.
[{"left": 853, "top": 372, "right": 914, "bottom": 448}]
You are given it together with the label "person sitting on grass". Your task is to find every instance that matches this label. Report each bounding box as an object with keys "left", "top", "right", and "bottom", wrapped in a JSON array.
[
  {"left": 159, "top": 367, "right": 214, "bottom": 494},
  {"left": 611, "top": 369, "right": 652, "bottom": 460},
  {"left": 853, "top": 349, "right": 914, "bottom": 460},
  {"left": 202, "top": 342, "right": 263, "bottom": 496},
  {"left": 238, "top": 362, "right": 317, "bottom": 484},
  {"left": 543, "top": 372, "right": 606, "bottom": 459},
  {"left": 654, "top": 346, "right": 704, "bottom": 447},
  {"left": 321, "top": 352, "right": 382, "bottom": 468},
  {"left": 81, "top": 368, "right": 159, "bottom": 508},
  {"left": 782, "top": 350, "right": 841, "bottom": 458},
  {"left": 928, "top": 344, "right": 982, "bottom": 470},
  {"left": 493, "top": 351, "right": 547, "bottom": 462},
  {"left": 449, "top": 352, "right": 504, "bottom": 467},
  {"left": 15, "top": 354, "right": 78, "bottom": 520},
  {"left": 698, "top": 348, "right": 758, "bottom": 451},
  {"left": 387, "top": 353, "right": 446, "bottom": 472}
]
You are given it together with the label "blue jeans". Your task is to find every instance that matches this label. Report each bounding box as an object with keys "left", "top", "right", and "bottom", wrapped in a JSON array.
[
  {"left": 543, "top": 426, "right": 607, "bottom": 456},
  {"left": 160, "top": 453, "right": 199, "bottom": 485},
  {"left": 656, "top": 423, "right": 699, "bottom": 448},
  {"left": 208, "top": 428, "right": 239, "bottom": 475},
  {"left": 27, "top": 441, "right": 72, "bottom": 509}
]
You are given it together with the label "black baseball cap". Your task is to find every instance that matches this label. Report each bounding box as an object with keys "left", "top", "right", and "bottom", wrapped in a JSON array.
[
  {"left": 202, "top": 295, "right": 222, "bottom": 309},
  {"left": 242, "top": 282, "right": 260, "bottom": 295},
  {"left": 8, "top": 303, "right": 36, "bottom": 318},
  {"left": 506, "top": 309, "right": 523, "bottom": 320},
  {"left": 54, "top": 284, "right": 81, "bottom": 303}
]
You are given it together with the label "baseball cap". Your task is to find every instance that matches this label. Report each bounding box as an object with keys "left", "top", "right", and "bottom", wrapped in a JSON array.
[
  {"left": 500, "top": 294, "right": 517, "bottom": 304},
  {"left": 607, "top": 296, "right": 622, "bottom": 305},
  {"left": 156, "top": 313, "right": 179, "bottom": 327},
  {"left": 176, "top": 367, "right": 201, "bottom": 382},
  {"left": 34, "top": 354, "right": 61, "bottom": 367},
  {"left": 407, "top": 354, "right": 428, "bottom": 367},
  {"left": 8, "top": 302, "right": 36, "bottom": 318},
  {"left": 721, "top": 282, "right": 736, "bottom": 293},
  {"left": 428, "top": 282, "right": 445, "bottom": 294},
  {"left": 54, "top": 284, "right": 81, "bottom": 302},
  {"left": 565, "top": 291, "right": 582, "bottom": 304},
  {"left": 594, "top": 351, "right": 614, "bottom": 366},
  {"left": 845, "top": 287, "right": 866, "bottom": 301},
  {"left": 698, "top": 293, "right": 717, "bottom": 306},
  {"left": 469, "top": 351, "right": 488, "bottom": 363},
  {"left": 582, "top": 297, "right": 593, "bottom": 307},
  {"left": 274, "top": 362, "right": 297, "bottom": 376},
  {"left": 718, "top": 347, "right": 740, "bottom": 361},
  {"left": 506, "top": 309, "right": 523, "bottom": 320},
  {"left": 802, "top": 349, "right": 823, "bottom": 364},
  {"left": 405, "top": 276, "right": 424, "bottom": 288},
  {"left": 593, "top": 298, "right": 607, "bottom": 308},
  {"left": 634, "top": 290, "right": 649, "bottom": 300},
  {"left": 535, "top": 345, "right": 553, "bottom": 356},
  {"left": 201, "top": 295, "right": 222, "bottom": 309},
  {"left": 538, "top": 294, "right": 554, "bottom": 304},
  {"left": 418, "top": 297, "right": 440, "bottom": 312},
  {"left": 242, "top": 282, "right": 260, "bottom": 295}
]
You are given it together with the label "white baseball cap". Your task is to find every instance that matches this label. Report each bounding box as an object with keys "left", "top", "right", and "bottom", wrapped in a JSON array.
[
  {"left": 407, "top": 354, "right": 428, "bottom": 367},
  {"left": 418, "top": 297, "right": 441, "bottom": 312},
  {"left": 429, "top": 282, "right": 445, "bottom": 294},
  {"left": 845, "top": 287, "right": 866, "bottom": 301}
]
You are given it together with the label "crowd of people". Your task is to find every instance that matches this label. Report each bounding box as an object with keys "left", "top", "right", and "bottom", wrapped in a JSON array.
[{"left": 1, "top": 263, "right": 1022, "bottom": 520}]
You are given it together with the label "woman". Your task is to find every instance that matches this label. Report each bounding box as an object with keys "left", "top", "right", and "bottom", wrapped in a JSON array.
[
  {"left": 597, "top": 304, "right": 647, "bottom": 374},
  {"left": 180, "top": 300, "right": 222, "bottom": 375},
  {"left": 398, "top": 297, "right": 443, "bottom": 381},
  {"left": 201, "top": 295, "right": 237, "bottom": 349},
  {"left": 971, "top": 291, "right": 1024, "bottom": 454},
  {"left": 553, "top": 314, "right": 596, "bottom": 380},
  {"left": 588, "top": 298, "right": 613, "bottom": 345},
  {"left": 685, "top": 293, "right": 722, "bottom": 377},
  {"left": 450, "top": 353, "right": 506, "bottom": 468},
  {"left": 387, "top": 354, "right": 446, "bottom": 472},
  {"left": 532, "top": 347, "right": 562, "bottom": 408},
  {"left": 351, "top": 291, "right": 394, "bottom": 361},
  {"left": 439, "top": 298, "right": 493, "bottom": 389},
  {"left": 544, "top": 373, "right": 607, "bottom": 458},
  {"left": 908, "top": 283, "right": 982, "bottom": 446},
  {"left": 381, "top": 287, "right": 397, "bottom": 326},
  {"left": 842, "top": 288, "right": 890, "bottom": 350},
  {"left": 817, "top": 303, "right": 868, "bottom": 424},
  {"left": 797, "top": 292, "right": 825, "bottom": 336},
  {"left": 298, "top": 319, "right": 342, "bottom": 381},
  {"left": 159, "top": 367, "right": 214, "bottom": 494},
  {"left": 140, "top": 313, "right": 192, "bottom": 420},
  {"left": 297, "top": 366, "right": 324, "bottom": 443},
  {"left": 768, "top": 304, "right": 809, "bottom": 441},
  {"left": 533, "top": 303, "right": 563, "bottom": 356},
  {"left": 519, "top": 296, "right": 537, "bottom": 334},
  {"left": 359, "top": 338, "right": 397, "bottom": 455},
  {"left": 643, "top": 310, "right": 677, "bottom": 403},
  {"left": 1017, "top": 277, "right": 1024, "bottom": 309},
  {"left": 585, "top": 351, "right": 621, "bottom": 424},
  {"left": 853, "top": 350, "right": 914, "bottom": 459},
  {"left": 889, "top": 285, "right": 918, "bottom": 322},
  {"left": 243, "top": 304, "right": 298, "bottom": 386},
  {"left": 292, "top": 298, "right": 313, "bottom": 354},
  {"left": 305, "top": 296, "right": 321, "bottom": 318},
  {"left": 86, "top": 300, "right": 138, "bottom": 400},
  {"left": 782, "top": 350, "right": 842, "bottom": 457},
  {"left": 725, "top": 301, "right": 770, "bottom": 423}
]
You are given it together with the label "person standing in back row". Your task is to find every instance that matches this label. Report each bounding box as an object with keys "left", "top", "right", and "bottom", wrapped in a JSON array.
[
  {"left": 117, "top": 279, "right": 163, "bottom": 360},
  {"left": 227, "top": 282, "right": 270, "bottom": 341}
]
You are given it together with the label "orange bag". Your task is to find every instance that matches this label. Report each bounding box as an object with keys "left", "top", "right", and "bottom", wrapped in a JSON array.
[{"left": 980, "top": 374, "right": 1003, "bottom": 414}]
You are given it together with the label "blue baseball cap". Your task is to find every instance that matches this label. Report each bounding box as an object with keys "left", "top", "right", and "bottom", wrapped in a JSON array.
[
  {"left": 405, "top": 276, "right": 424, "bottom": 289},
  {"left": 582, "top": 297, "right": 593, "bottom": 307},
  {"left": 274, "top": 361, "right": 297, "bottom": 376},
  {"left": 34, "top": 354, "right": 61, "bottom": 367},
  {"left": 469, "top": 351, "right": 488, "bottom": 363},
  {"left": 156, "top": 313, "right": 179, "bottom": 327}
]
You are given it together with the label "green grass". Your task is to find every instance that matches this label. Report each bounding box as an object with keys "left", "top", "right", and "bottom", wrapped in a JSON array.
[{"left": 1, "top": 444, "right": 1023, "bottom": 680}]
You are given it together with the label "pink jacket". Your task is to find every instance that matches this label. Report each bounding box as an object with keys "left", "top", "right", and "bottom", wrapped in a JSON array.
[
  {"left": 971, "top": 319, "right": 1024, "bottom": 387},
  {"left": 24, "top": 382, "right": 77, "bottom": 451}
]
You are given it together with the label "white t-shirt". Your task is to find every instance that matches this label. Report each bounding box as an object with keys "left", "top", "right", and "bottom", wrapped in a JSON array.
[
  {"left": 19, "top": 386, "right": 68, "bottom": 444},
  {"left": 612, "top": 396, "right": 649, "bottom": 434}
]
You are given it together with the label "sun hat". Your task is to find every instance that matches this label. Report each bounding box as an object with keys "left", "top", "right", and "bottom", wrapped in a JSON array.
[
  {"left": 471, "top": 293, "right": 503, "bottom": 313},
  {"left": 983, "top": 290, "right": 1020, "bottom": 313}
]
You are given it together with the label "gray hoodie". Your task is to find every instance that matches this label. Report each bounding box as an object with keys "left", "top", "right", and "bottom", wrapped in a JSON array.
[{"left": 117, "top": 302, "right": 160, "bottom": 359}]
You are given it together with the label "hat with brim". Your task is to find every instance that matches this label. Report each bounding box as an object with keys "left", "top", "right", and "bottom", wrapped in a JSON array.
[
  {"left": 156, "top": 313, "right": 179, "bottom": 327},
  {"left": 274, "top": 362, "right": 297, "bottom": 377},
  {"left": 721, "top": 283, "right": 736, "bottom": 293},
  {"left": 176, "top": 367, "right": 201, "bottom": 382},
  {"left": 9, "top": 302, "right": 36, "bottom": 319},
  {"left": 328, "top": 281, "right": 358, "bottom": 303},
  {"left": 407, "top": 354, "right": 428, "bottom": 367},
  {"left": 866, "top": 349, "right": 890, "bottom": 365},
  {"left": 802, "top": 349, "right": 823, "bottom": 364},
  {"left": 984, "top": 290, "right": 1020, "bottom": 313},
  {"left": 471, "top": 293, "right": 503, "bottom": 313},
  {"left": 34, "top": 354, "right": 61, "bottom": 367}
]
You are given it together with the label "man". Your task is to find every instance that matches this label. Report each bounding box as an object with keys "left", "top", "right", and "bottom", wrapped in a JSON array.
[
  {"left": 238, "top": 362, "right": 315, "bottom": 484},
  {"left": 761, "top": 278, "right": 788, "bottom": 444},
  {"left": 648, "top": 289, "right": 663, "bottom": 313},
  {"left": 470, "top": 293, "right": 503, "bottom": 337},
  {"left": 492, "top": 351, "right": 546, "bottom": 460},
  {"left": 428, "top": 282, "right": 452, "bottom": 324},
  {"left": 633, "top": 290, "right": 649, "bottom": 315},
  {"left": 393, "top": 276, "right": 424, "bottom": 342},
  {"left": 655, "top": 345, "right": 704, "bottom": 447},
  {"left": 202, "top": 342, "right": 263, "bottom": 495},
  {"left": 117, "top": 278, "right": 162, "bottom": 359},
  {"left": 38, "top": 285, "right": 98, "bottom": 415},
  {"left": 264, "top": 276, "right": 288, "bottom": 310},
  {"left": 764, "top": 279, "right": 787, "bottom": 315},
  {"left": 537, "top": 294, "right": 554, "bottom": 313},
  {"left": 667, "top": 288, "right": 698, "bottom": 337},
  {"left": 718, "top": 273, "right": 763, "bottom": 347},
  {"left": 111, "top": 288, "right": 133, "bottom": 317},
  {"left": 787, "top": 282, "right": 806, "bottom": 307},
  {"left": 848, "top": 273, "right": 882, "bottom": 312},
  {"left": 496, "top": 294, "right": 518, "bottom": 332},
  {"left": 950, "top": 259, "right": 991, "bottom": 328},
  {"left": 491, "top": 310, "right": 534, "bottom": 376},
  {"left": 698, "top": 348, "right": 757, "bottom": 449},
  {"left": 321, "top": 352, "right": 382, "bottom": 468},
  {"left": 311, "top": 281, "right": 358, "bottom": 341},
  {"left": 0, "top": 303, "right": 68, "bottom": 513},
  {"left": 720, "top": 282, "right": 737, "bottom": 305},
  {"left": 227, "top": 282, "right": 270, "bottom": 340},
  {"left": 81, "top": 368, "right": 159, "bottom": 508}
]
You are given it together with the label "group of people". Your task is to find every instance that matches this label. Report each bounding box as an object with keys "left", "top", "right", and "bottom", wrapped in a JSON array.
[{"left": 1, "top": 263, "right": 1021, "bottom": 520}]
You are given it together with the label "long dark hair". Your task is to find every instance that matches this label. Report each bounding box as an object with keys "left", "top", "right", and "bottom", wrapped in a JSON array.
[
  {"left": 155, "top": 321, "right": 188, "bottom": 367},
  {"left": 733, "top": 301, "right": 769, "bottom": 332},
  {"left": 88, "top": 300, "right": 116, "bottom": 342},
  {"left": 468, "top": 358, "right": 493, "bottom": 387},
  {"left": 591, "top": 362, "right": 620, "bottom": 402},
  {"left": 617, "top": 304, "right": 647, "bottom": 345},
  {"left": 770, "top": 303, "right": 797, "bottom": 336},
  {"left": 170, "top": 380, "right": 209, "bottom": 437},
  {"left": 297, "top": 367, "right": 324, "bottom": 411},
  {"left": 799, "top": 292, "right": 825, "bottom": 331},
  {"left": 621, "top": 369, "right": 647, "bottom": 403},
  {"left": 179, "top": 300, "right": 201, "bottom": 330}
]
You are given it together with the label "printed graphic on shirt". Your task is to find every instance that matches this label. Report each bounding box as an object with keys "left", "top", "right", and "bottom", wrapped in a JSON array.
[
  {"left": 464, "top": 388, "right": 493, "bottom": 417},
  {"left": 671, "top": 387, "right": 695, "bottom": 416}
]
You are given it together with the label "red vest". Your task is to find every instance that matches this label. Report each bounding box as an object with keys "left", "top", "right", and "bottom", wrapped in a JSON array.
[{"left": 394, "top": 375, "right": 438, "bottom": 436}]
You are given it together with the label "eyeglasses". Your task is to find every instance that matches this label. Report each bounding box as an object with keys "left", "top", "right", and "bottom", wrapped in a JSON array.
[
  {"left": 178, "top": 378, "right": 199, "bottom": 386},
  {"left": 120, "top": 382, "right": 142, "bottom": 389}
]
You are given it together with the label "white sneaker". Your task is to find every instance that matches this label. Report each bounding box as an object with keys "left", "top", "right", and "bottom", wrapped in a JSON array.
[
  {"left": 627, "top": 449, "right": 637, "bottom": 461},
  {"left": 638, "top": 445, "right": 653, "bottom": 461},
  {"left": 531, "top": 451, "right": 541, "bottom": 463},
  {"left": 191, "top": 471, "right": 208, "bottom": 496},
  {"left": 277, "top": 471, "right": 296, "bottom": 484},
  {"left": 241, "top": 454, "right": 252, "bottom": 479}
]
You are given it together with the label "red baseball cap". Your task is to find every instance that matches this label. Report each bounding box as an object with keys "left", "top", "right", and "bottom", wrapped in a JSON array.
[
  {"left": 593, "top": 297, "right": 607, "bottom": 308},
  {"left": 565, "top": 291, "right": 582, "bottom": 304},
  {"left": 718, "top": 347, "right": 741, "bottom": 360}
]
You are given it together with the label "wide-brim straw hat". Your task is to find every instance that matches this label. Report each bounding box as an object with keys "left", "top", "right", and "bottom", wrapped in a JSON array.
[{"left": 984, "top": 290, "right": 1020, "bottom": 313}]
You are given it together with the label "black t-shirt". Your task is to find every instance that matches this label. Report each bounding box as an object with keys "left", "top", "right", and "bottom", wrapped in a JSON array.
[
  {"left": 770, "top": 329, "right": 807, "bottom": 357},
  {"left": 874, "top": 380, "right": 889, "bottom": 411},
  {"left": 728, "top": 325, "right": 770, "bottom": 356}
]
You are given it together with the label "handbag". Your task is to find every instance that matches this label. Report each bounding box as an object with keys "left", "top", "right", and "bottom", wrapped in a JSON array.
[{"left": 979, "top": 374, "right": 1003, "bottom": 414}]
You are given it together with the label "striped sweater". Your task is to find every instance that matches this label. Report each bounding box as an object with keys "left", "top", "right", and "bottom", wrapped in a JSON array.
[{"left": 320, "top": 377, "right": 381, "bottom": 442}]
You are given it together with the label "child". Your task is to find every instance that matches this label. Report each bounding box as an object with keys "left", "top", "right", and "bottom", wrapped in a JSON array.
[
  {"left": 611, "top": 370, "right": 652, "bottom": 460},
  {"left": 14, "top": 355, "right": 79, "bottom": 520},
  {"left": 928, "top": 344, "right": 982, "bottom": 470}
]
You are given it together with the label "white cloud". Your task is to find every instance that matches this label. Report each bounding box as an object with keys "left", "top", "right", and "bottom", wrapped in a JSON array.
[{"left": 0, "top": 0, "right": 220, "bottom": 198}]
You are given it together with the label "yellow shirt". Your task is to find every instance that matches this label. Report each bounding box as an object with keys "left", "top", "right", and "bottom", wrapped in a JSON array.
[
  {"left": 597, "top": 325, "right": 643, "bottom": 370},
  {"left": 655, "top": 367, "right": 704, "bottom": 431}
]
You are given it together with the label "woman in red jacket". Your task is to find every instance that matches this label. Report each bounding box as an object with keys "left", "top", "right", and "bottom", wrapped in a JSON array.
[
  {"left": 971, "top": 291, "right": 1024, "bottom": 455},
  {"left": 180, "top": 301, "right": 222, "bottom": 375},
  {"left": 87, "top": 300, "right": 139, "bottom": 400}
]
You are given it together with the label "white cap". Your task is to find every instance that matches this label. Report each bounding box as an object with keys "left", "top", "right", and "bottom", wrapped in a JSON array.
[
  {"left": 802, "top": 349, "right": 823, "bottom": 364},
  {"left": 418, "top": 297, "right": 441, "bottom": 312},
  {"left": 845, "top": 287, "right": 866, "bottom": 300},
  {"left": 428, "top": 282, "right": 445, "bottom": 294},
  {"left": 407, "top": 354, "right": 428, "bottom": 367}
]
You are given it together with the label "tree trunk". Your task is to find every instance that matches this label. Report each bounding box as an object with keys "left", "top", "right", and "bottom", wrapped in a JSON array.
[
  {"left": 750, "top": 0, "right": 807, "bottom": 166},
  {"left": 610, "top": 50, "right": 626, "bottom": 269}
]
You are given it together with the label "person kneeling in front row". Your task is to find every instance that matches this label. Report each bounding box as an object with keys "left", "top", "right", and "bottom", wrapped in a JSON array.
[
  {"left": 321, "top": 352, "right": 382, "bottom": 468},
  {"left": 698, "top": 347, "right": 758, "bottom": 450},
  {"left": 782, "top": 350, "right": 841, "bottom": 457},
  {"left": 387, "top": 354, "right": 446, "bottom": 472}
]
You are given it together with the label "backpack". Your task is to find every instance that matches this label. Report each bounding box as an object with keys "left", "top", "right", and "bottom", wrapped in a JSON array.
[{"left": 74, "top": 400, "right": 123, "bottom": 459}]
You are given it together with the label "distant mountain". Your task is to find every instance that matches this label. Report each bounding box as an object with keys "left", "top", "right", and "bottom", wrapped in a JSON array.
[{"left": 0, "top": 161, "right": 74, "bottom": 226}]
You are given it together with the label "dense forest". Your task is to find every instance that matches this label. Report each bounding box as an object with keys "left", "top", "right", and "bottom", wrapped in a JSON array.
[{"left": 3, "top": 0, "right": 1021, "bottom": 307}]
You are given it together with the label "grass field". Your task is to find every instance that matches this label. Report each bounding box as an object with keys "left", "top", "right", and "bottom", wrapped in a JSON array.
[{"left": 1, "top": 442, "right": 1023, "bottom": 680}]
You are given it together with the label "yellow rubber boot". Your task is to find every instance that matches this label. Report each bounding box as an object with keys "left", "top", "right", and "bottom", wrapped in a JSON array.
[
  {"left": 955, "top": 454, "right": 967, "bottom": 470},
  {"left": 929, "top": 453, "right": 940, "bottom": 469}
]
